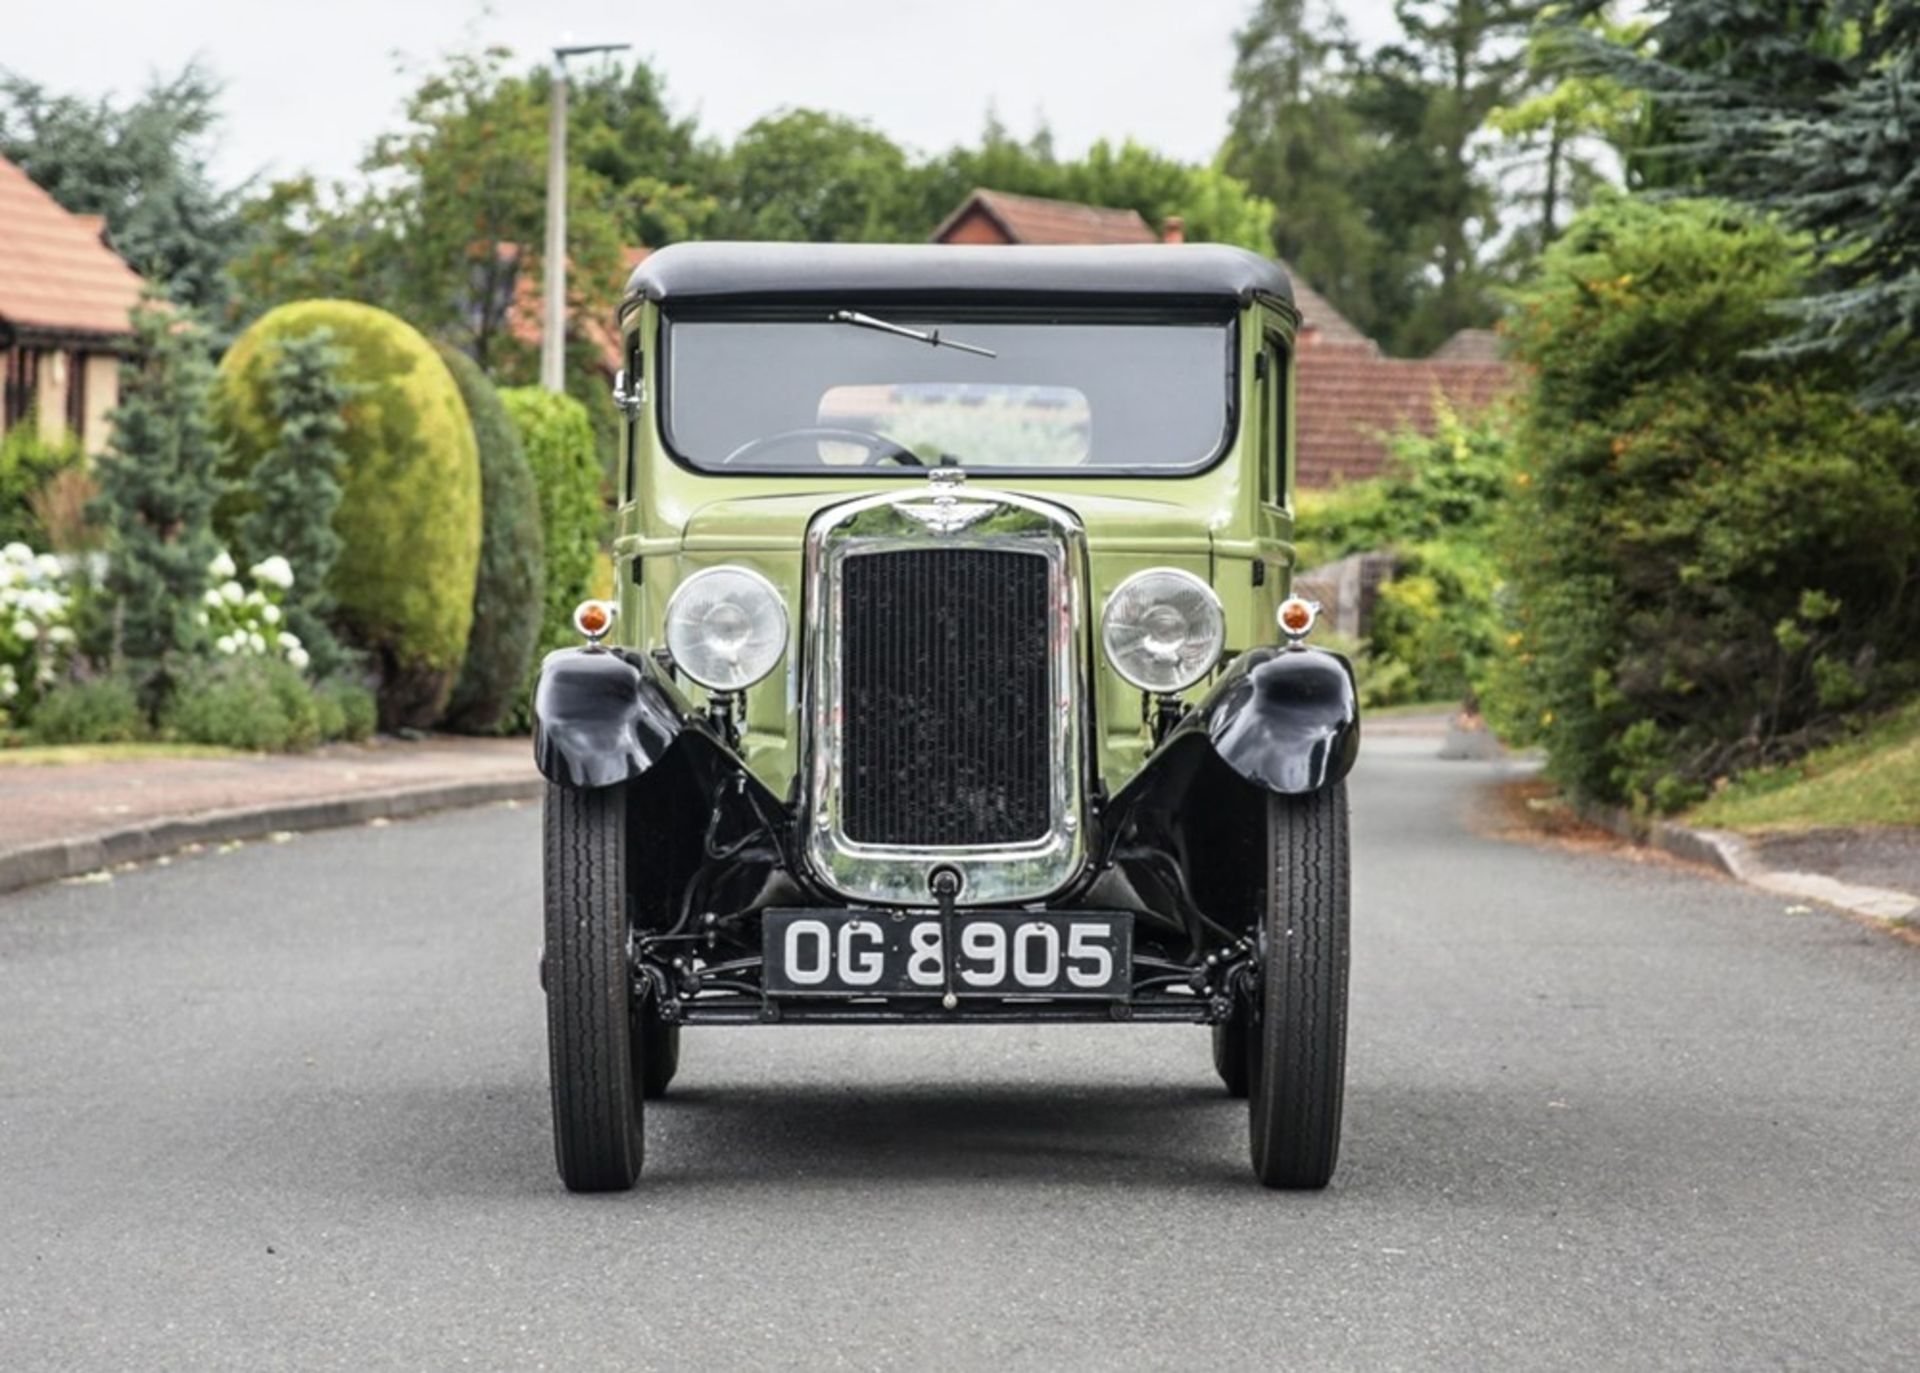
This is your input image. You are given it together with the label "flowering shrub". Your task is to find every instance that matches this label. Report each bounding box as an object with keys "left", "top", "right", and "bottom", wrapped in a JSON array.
[
  {"left": 0, "top": 541, "right": 79, "bottom": 727},
  {"left": 197, "top": 549, "right": 311, "bottom": 672}
]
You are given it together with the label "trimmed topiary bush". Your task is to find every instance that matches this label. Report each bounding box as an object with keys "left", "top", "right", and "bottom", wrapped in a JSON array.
[
  {"left": 217, "top": 301, "right": 481, "bottom": 729},
  {"left": 437, "top": 348, "right": 545, "bottom": 734},
  {"left": 498, "top": 386, "right": 602, "bottom": 729}
]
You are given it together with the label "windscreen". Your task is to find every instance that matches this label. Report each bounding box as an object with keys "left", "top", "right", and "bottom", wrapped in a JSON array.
[{"left": 662, "top": 314, "right": 1235, "bottom": 474}]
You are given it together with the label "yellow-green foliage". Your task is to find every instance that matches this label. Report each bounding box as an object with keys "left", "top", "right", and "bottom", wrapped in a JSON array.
[{"left": 218, "top": 301, "right": 481, "bottom": 727}]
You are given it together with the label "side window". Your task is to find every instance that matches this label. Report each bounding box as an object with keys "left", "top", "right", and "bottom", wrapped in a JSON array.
[
  {"left": 1261, "top": 334, "right": 1287, "bottom": 508},
  {"left": 622, "top": 334, "right": 644, "bottom": 506}
]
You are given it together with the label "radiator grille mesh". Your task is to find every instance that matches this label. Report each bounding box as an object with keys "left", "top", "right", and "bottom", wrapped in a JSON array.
[{"left": 840, "top": 548, "right": 1052, "bottom": 847}]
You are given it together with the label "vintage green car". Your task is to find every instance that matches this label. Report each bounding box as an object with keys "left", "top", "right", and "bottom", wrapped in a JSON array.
[{"left": 534, "top": 243, "right": 1359, "bottom": 1191}]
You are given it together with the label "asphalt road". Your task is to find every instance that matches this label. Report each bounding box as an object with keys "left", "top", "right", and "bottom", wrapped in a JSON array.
[{"left": 2, "top": 736, "right": 1916, "bottom": 1370}]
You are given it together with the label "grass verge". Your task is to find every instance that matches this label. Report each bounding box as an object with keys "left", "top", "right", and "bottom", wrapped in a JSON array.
[
  {"left": 1688, "top": 699, "right": 1920, "bottom": 832},
  {"left": 0, "top": 742, "right": 248, "bottom": 768}
]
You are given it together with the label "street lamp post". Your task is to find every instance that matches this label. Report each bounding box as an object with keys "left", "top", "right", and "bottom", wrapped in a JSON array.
[{"left": 542, "top": 41, "right": 630, "bottom": 394}]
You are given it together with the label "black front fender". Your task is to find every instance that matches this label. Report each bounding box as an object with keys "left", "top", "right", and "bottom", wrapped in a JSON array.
[
  {"left": 1187, "top": 644, "right": 1360, "bottom": 794},
  {"left": 532, "top": 648, "right": 692, "bottom": 789}
]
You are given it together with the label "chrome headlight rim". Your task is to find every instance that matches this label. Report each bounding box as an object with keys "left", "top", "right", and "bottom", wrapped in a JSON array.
[
  {"left": 663, "top": 564, "right": 789, "bottom": 693},
  {"left": 1100, "top": 566, "right": 1226, "bottom": 695}
]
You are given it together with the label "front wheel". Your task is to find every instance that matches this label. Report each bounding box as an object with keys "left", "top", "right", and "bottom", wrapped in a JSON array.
[
  {"left": 544, "top": 783, "right": 645, "bottom": 1191},
  {"left": 1247, "top": 782, "right": 1350, "bottom": 1189}
]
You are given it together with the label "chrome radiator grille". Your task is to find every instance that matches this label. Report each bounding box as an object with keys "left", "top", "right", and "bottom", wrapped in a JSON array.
[{"left": 839, "top": 547, "right": 1052, "bottom": 847}]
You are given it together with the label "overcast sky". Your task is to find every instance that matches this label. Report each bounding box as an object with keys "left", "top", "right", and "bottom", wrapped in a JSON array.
[{"left": 6, "top": 0, "right": 1403, "bottom": 190}]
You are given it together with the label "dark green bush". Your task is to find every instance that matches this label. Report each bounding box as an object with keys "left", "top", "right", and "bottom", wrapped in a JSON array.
[
  {"left": 498, "top": 386, "right": 602, "bottom": 731},
  {"left": 438, "top": 349, "right": 545, "bottom": 734},
  {"left": 29, "top": 676, "right": 149, "bottom": 745},
  {"left": 317, "top": 677, "right": 378, "bottom": 742},
  {"left": 1487, "top": 195, "right": 1920, "bottom": 812},
  {"left": 217, "top": 300, "right": 481, "bottom": 730},
  {"left": 163, "top": 657, "right": 324, "bottom": 752}
]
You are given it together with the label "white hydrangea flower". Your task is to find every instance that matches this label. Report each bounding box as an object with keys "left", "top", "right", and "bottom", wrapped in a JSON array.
[
  {"left": 0, "top": 673, "right": 18, "bottom": 700},
  {"left": 47, "top": 625, "right": 76, "bottom": 646},
  {"left": 276, "top": 631, "right": 301, "bottom": 651},
  {"left": 12, "top": 619, "right": 37, "bottom": 641},
  {"left": 221, "top": 581, "right": 245, "bottom": 605},
  {"left": 203, "top": 588, "right": 224, "bottom": 608},
  {"left": 250, "top": 556, "right": 295, "bottom": 590},
  {"left": 287, "top": 647, "right": 311, "bottom": 671},
  {"left": 2, "top": 543, "right": 32, "bottom": 566},
  {"left": 245, "top": 589, "right": 266, "bottom": 608},
  {"left": 261, "top": 603, "right": 281, "bottom": 625},
  {"left": 209, "top": 550, "right": 237, "bottom": 579},
  {"left": 248, "top": 632, "right": 267, "bottom": 653},
  {"left": 35, "top": 554, "right": 61, "bottom": 579}
]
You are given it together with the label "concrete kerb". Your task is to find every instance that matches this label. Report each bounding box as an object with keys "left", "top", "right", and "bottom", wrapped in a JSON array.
[
  {"left": 0, "top": 775, "right": 546, "bottom": 898},
  {"left": 1572, "top": 797, "right": 1919, "bottom": 927}
]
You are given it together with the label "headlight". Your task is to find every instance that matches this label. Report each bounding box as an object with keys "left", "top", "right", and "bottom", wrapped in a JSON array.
[
  {"left": 1101, "top": 568, "right": 1225, "bottom": 694},
  {"left": 664, "top": 566, "right": 789, "bottom": 692}
]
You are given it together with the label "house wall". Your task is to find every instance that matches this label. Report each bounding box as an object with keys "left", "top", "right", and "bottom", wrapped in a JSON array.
[
  {"left": 81, "top": 353, "right": 118, "bottom": 454},
  {"left": 0, "top": 342, "right": 121, "bottom": 453},
  {"left": 36, "top": 349, "right": 68, "bottom": 442}
]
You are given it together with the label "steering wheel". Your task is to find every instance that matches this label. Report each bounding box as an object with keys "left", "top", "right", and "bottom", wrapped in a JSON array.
[{"left": 719, "top": 426, "right": 926, "bottom": 469}]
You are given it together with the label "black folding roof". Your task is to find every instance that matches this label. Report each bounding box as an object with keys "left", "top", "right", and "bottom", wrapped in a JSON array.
[{"left": 624, "top": 242, "right": 1294, "bottom": 312}]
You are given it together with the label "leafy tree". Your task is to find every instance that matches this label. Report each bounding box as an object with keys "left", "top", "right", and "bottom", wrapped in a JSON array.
[
  {"left": 1224, "top": 1, "right": 1385, "bottom": 324},
  {"left": 1359, "top": 0, "right": 1544, "bottom": 352},
  {"left": 93, "top": 302, "right": 226, "bottom": 669},
  {"left": 234, "top": 327, "right": 353, "bottom": 679},
  {"left": 1487, "top": 195, "right": 1920, "bottom": 811},
  {"left": 231, "top": 47, "right": 627, "bottom": 375},
  {"left": 560, "top": 62, "right": 724, "bottom": 246},
  {"left": 0, "top": 65, "right": 245, "bottom": 318},
  {"left": 1487, "top": 12, "right": 1645, "bottom": 259},
  {"left": 718, "top": 109, "right": 918, "bottom": 242}
]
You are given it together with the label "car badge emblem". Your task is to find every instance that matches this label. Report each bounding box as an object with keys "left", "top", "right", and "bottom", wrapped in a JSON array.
[
  {"left": 901, "top": 468, "right": 993, "bottom": 534},
  {"left": 898, "top": 472, "right": 990, "bottom": 537}
]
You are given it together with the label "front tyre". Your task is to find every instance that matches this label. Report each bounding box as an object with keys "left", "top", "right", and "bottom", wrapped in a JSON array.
[
  {"left": 1247, "top": 782, "right": 1350, "bottom": 1189},
  {"left": 544, "top": 782, "right": 644, "bottom": 1191}
]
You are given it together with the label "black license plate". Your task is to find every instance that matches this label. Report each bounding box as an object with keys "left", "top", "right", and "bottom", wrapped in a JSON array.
[{"left": 762, "top": 909, "right": 1132, "bottom": 998}]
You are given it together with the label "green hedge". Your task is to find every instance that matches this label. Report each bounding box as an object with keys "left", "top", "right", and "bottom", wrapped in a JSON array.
[
  {"left": 218, "top": 301, "right": 481, "bottom": 729},
  {"left": 1488, "top": 196, "right": 1920, "bottom": 812},
  {"left": 1295, "top": 401, "right": 1511, "bottom": 707},
  {"left": 497, "top": 387, "right": 602, "bottom": 727},
  {"left": 437, "top": 348, "right": 546, "bottom": 734}
]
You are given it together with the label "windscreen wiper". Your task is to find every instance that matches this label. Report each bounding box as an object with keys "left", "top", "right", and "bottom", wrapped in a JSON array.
[{"left": 828, "top": 309, "right": 997, "bottom": 359}]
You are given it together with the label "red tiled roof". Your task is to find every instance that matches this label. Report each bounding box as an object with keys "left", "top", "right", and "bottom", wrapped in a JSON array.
[
  {"left": 1296, "top": 343, "right": 1516, "bottom": 489},
  {"left": 1430, "top": 328, "right": 1503, "bottom": 362},
  {"left": 1276, "top": 261, "right": 1371, "bottom": 349},
  {"left": 933, "top": 189, "right": 1159, "bottom": 246},
  {"left": 0, "top": 156, "right": 145, "bottom": 338}
]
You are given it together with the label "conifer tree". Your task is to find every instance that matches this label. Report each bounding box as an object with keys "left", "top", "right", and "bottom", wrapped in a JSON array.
[
  {"left": 1568, "top": 0, "right": 1920, "bottom": 412},
  {"left": 237, "top": 327, "right": 352, "bottom": 677},
  {"left": 93, "top": 301, "right": 225, "bottom": 670}
]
